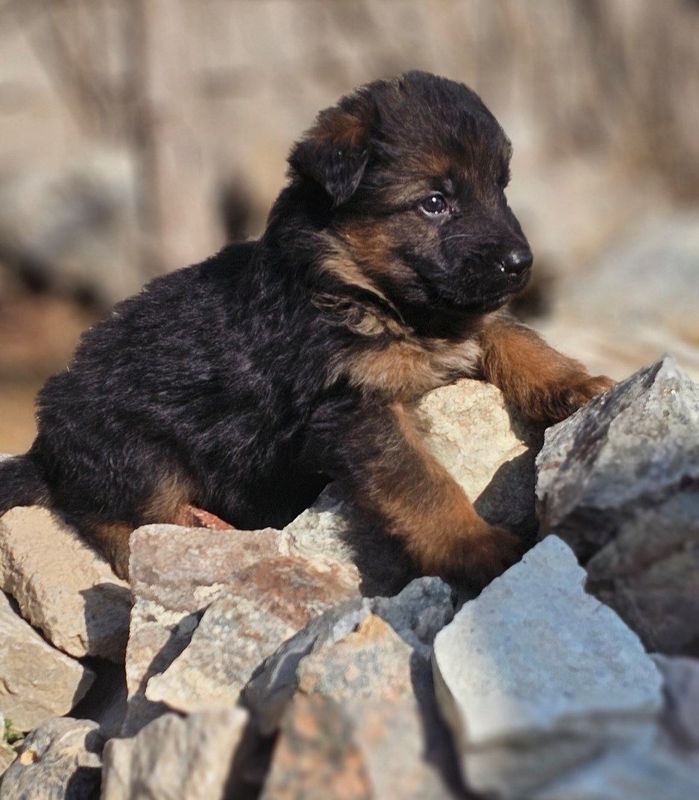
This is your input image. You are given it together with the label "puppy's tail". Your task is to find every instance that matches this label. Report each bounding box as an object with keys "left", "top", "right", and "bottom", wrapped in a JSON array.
[{"left": 0, "top": 453, "right": 50, "bottom": 514}]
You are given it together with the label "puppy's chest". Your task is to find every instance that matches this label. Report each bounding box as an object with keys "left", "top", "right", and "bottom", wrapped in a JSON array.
[{"left": 345, "top": 336, "right": 482, "bottom": 401}]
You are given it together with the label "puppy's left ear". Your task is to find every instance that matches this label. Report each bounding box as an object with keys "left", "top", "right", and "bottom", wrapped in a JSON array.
[{"left": 289, "top": 95, "right": 375, "bottom": 207}]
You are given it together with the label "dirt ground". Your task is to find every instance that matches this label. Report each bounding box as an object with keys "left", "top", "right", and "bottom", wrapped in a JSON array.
[{"left": 0, "top": 285, "right": 98, "bottom": 454}]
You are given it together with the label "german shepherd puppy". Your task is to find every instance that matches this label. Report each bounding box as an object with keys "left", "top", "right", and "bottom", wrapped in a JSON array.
[{"left": 0, "top": 72, "right": 611, "bottom": 586}]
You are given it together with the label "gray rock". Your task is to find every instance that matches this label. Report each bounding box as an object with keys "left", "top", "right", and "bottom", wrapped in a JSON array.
[
  {"left": 262, "top": 614, "right": 463, "bottom": 799},
  {"left": 653, "top": 654, "right": 699, "bottom": 748},
  {"left": 284, "top": 378, "right": 543, "bottom": 594},
  {"left": 0, "top": 592, "right": 95, "bottom": 731},
  {"left": 244, "top": 576, "right": 454, "bottom": 735},
  {"left": 0, "top": 507, "right": 131, "bottom": 662},
  {"left": 144, "top": 550, "right": 360, "bottom": 715},
  {"left": 534, "top": 737, "right": 699, "bottom": 800},
  {"left": 101, "top": 708, "right": 249, "bottom": 800},
  {"left": 123, "top": 524, "right": 359, "bottom": 734},
  {"left": 536, "top": 357, "right": 699, "bottom": 653},
  {"left": 0, "top": 718, "right": 103, "bottom": 800},
  {"left": 432, "top": 536, "right": 663, "bottom": 799}
]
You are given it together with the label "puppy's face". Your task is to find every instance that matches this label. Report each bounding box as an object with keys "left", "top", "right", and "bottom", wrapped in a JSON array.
[{"left": 289, "top": 72, "right": 532, "bottom": 321}]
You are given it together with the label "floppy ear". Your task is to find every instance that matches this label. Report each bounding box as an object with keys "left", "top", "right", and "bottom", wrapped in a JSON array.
[{"left": 289, "top": 97, "right": 374, "bottom": 207}]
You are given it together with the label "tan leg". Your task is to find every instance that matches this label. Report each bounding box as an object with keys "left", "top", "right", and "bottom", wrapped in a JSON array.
[
  {"left": 346, "top": 403, "right": 524, "bottom": 588},
  {"left": 480, "top": 313, "right": 614, "bottom": 423}
]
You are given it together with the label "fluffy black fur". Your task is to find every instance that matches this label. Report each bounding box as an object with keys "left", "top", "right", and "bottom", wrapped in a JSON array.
[{"left": 1, "top": 72, "right": 607, "bottom": 584}]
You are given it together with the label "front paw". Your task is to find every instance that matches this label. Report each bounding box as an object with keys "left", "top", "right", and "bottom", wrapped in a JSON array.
[
  {"left": 446, "top": 524, "right": 527, "bottom": 590},
  {"left": 534, "top": 373, "right": 615, "bottom": 425}
]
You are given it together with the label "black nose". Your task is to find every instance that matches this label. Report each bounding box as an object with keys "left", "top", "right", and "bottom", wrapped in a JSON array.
[{"left": 502, "top": 248, "right": 533, "bottom": 275}]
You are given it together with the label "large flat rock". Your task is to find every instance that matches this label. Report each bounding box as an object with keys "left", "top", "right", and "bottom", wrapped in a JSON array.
[
  {"left": 0, "top": 506, "right": 130, "bottom": 662},
  {"left": 0, "top": 591, "right": 95, "bottom": 731},
  {"left": 123, "top": 524, "right": 360, "bottom": 734},
  {"left": 432, "top": 536, "right": 663, "bottom": 799},
  {"left": 536, "top": 357, "right": 699, "bottom": 654},
  {"left": 102, "top": 708, "right": 249, "bottom": 800}
]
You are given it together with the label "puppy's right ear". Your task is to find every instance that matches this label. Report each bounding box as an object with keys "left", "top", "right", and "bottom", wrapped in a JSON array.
[{"left": 289, "top": 94, "right": 375, "bottom": 207}]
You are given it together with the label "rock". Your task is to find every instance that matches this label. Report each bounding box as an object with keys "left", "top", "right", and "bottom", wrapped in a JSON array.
[
  {"left": 0, "top": 718, "right": 103, "bottom": 800},
  {"left": 534, "top": 737, "right": 699, "bottom": 800},
  {"left": 263, "top": 614, "right": 463, "bottom": 799},
  {"left": 123, "top": 524, "right": 359, "bottom": 733},
  {"left": 101, "top": 708, "right": 249, "bottom": 800},
  {"left": 0, "top": 591, "right": 95, "bottom": 731},
  {"left": 0, "top": 506, "right": 131, "bottom": 662},
  {"left": 539, "top": 214, "right": 699, "bottom": 381},
  {"left": 244, "top": 576, "right": 454, "bottom": 735},
  {"left": 653, "top": 655, "right": 699, "bottom": 748},
  {"left": 284, "top": 378, "right": 543, "bottom": 594},
  {"left": 536, "top": 357, "right": 699, "bottom": 654},
  {"left": 144, "top": 552, "right": 360, "bottom": 715},
  {"left": 432, "top": 536, "right": 663, "bottom": 799}
]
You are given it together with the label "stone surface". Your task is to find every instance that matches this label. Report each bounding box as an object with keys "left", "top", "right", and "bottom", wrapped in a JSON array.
[
  {"left": 144, "top": 552, "right": 360, "bottom": 715},
  {"left": 432, "top": 536, "right": 663, "bottom": 799},
  {"left": 0, "top": 506, "right": 131, "bottom": 662},
  {"left": 536, "top": 357, "right": 699, "bottom": 654},
  {"left": 284, "top": 378, "right": 543, "bottom": 594},
  {"left": 101, "top": 708, "right": 249, "bottom": 800},
  {"left": 123, "top": 524, "right": 360, "bottom": 733},
  {"left": 263, "top": 614, "right": 463, "bottom": 799},
  {"left": 0, "top": 718, "right": 103, "bottom": 800},
  {"left": 653, "top": 654, "right": 699, "bottom": 748},
  {"left": 244, "top": 576, "right": 454, "bottom": 735},
  {"left": 541, "top": 214, "right": 699, "bottom": 381},
  {"left": 0, "top": 591, "right": 95, "bottom": 731}
]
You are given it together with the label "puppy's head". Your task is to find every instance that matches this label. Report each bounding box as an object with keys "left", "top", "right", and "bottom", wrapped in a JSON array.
[{"left": 287, "top": 71, "right": 532, "bottom": 324}]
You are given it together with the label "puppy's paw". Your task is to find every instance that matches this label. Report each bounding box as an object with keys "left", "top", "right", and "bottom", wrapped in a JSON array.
[
  {"left": 445, "top": 523, "right": 526, "bottom": 590},
  {"left": 532, "top": 373, "right": 615, "bottom": 425}
]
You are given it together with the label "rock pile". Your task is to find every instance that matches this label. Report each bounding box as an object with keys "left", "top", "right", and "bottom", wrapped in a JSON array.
[{"left": 1, "top": 366, "right": 698, "bottom": 798}]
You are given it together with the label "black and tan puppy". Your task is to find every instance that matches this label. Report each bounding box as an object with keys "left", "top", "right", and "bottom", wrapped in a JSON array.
[{"left": 0, "top": 72, "right": 611, "bottom": 585}]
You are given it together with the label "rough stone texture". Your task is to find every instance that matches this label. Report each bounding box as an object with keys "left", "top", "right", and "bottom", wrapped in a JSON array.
[
  {"left": 433, "top": 536, "right": 663, "bottom": 800},
  {"left": 0, "top": 506, "right": 131, "bottom": 662},
  {"left": 536, "top": 357, "right": 699, "bottom": 654},
  {"left": 101, "top": 708, "right": 249, "bottom": 800},
  {"left": 244, "top": 576, "right": 454, "bottom": 735},
  {"left": 0, "top": 718, "right": 103, "bottom": 800},
  {"left": 0, "top": 591, "right": 95, "bottom": 731},
  {"left": 144, "top": 553, "right": 360, "bottom": 714},
  {"left": 284, "top": 378, "right": 543, "bottom": 594},
  {"left": 534, "top": 737, "right": 699, "bottom": 800},
  {"left": 263, "top": 614, "right": 463, "bottom": 799},
  {"left": 653, "top": 654, "right": 699, "bottom": 748},
  {"left": 123, "top": 524, "right": 360, "bottom": 733}
]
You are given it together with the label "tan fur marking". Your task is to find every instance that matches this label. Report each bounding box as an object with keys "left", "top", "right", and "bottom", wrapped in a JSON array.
[
  {"left": 344, "top": 336, "right": 481, "bottom": 401},
  {"left": 141, "top": 471, "right": 194, "bottom": 523},
  {"left": 358, "top": 404, "right": 523, "bottom": 585},
  {"left": 480, "top": 312, "right": 614, "bottom": 422},
  {"left": 92, "top": 522, "right": 132, "bottom": 580}
]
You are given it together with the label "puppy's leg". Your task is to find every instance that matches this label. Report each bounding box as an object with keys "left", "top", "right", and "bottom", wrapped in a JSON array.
[
  {"left": 480, "top": 313, "right": 614, "bottom": 424},
  {"left": 335, "top": 403, "right": 524, "bottom": 588}
]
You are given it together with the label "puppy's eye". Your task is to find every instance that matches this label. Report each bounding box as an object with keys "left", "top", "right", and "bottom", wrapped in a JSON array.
[{"left": 420, "top": 193, "right": 449, "bottom": 216}]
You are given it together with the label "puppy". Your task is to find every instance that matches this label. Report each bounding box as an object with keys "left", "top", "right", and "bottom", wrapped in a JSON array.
[{"left": 0, "top": 72, "right": 611, "bottom": 586}]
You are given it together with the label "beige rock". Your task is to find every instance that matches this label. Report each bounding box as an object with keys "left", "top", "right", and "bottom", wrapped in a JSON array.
[
  {"left": 0, "top": 592, "right": 95, "bottom": 731},
  {"left": 0, "top": 507, "right": 130, "bottom": 662},
  {"left": 145, "top": 554, "right": 360, "bottom": 714},
  {"left": 123, "top": 524, "right": 359, "bottom": 733},
  {"left": 263, "top": 614, "right": 462, "bottom": 799},
  {"left": 0, "top": 717, "right": 103, "bottom": 800},
  {"left": 101, "top": 708, "right": 249, "bottom": 800}
]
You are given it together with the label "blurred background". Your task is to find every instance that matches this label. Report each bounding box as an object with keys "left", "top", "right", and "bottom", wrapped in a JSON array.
[{"left": 1, "top": 0, "right": 698, "bottom": 453}]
